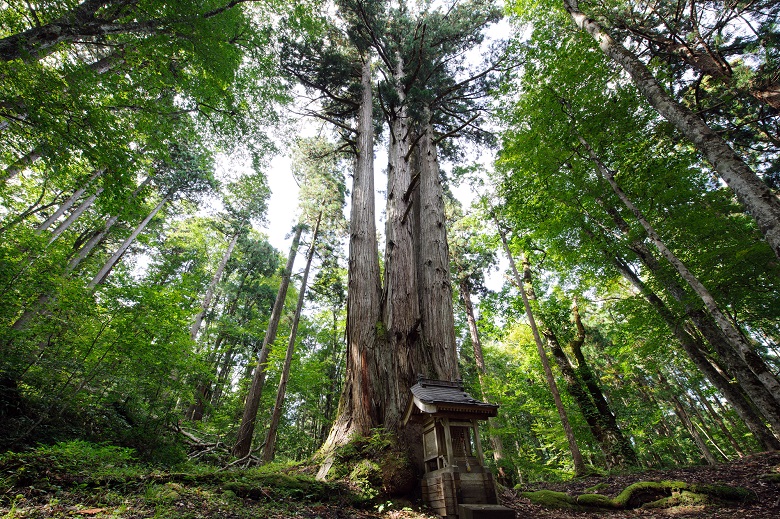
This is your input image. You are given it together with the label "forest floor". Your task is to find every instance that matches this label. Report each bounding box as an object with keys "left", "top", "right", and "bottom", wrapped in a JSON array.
[
  {"left": 2, "top": 447, "right": 780, "bottom": 518},
  {"left": 504, "top": 450, "right": 780, "bottom": 518}
]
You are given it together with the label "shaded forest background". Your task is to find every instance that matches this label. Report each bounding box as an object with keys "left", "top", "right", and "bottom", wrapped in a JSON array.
[{"left": 1, "top": 0, "right": 780, "bottom": 491}]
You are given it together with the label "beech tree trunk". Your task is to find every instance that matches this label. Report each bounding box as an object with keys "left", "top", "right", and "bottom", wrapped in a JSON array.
[
  {"left": 1, "top": 150, "right": 42, "bottom": 184},
  {"left": 36, "top": 169, "right": 105, "bottom": 233},
  {"left": 498, "top": 225, "right": 587, "bottom": 476},
  {"left": 233, "top": 224, "right": 303, "bottom": 458},
  {"left": 612, "top": 255, "right": 780, "bottom": 450},
  {"left": 563, "top": 0, "right": 780, "bottom": 260},
  {"left": 581, "top": 135, "right": 780, "bottom": 414},
  {"left": 544, "top": 314, "right": 637, "bottom": 468},
  {"left": 657, "top": 372, "right": 718, "bottom": 465},
  {"left": 318, "top": 58, "right": 383, "bottom": 469},
  {"left": 262, "top": 211, "right": 321, "bottom": 463},
  {"left": 88, "top": 194, "right": 169, "bottom": 288},
  {"left": 67, "top": 175, "right": 152, "bottom": 273},
  {"left": 48, "top": 187, "right": 104, "bottom": 244},
  {"left": 191, "top": 232, "right": 240, "bottom": 341}
]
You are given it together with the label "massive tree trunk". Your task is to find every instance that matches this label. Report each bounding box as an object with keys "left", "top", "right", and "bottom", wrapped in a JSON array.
[
  {"left": 319, "top": 57, "right": 383, "bottom": 462},
  {"left": 191, "top": 232, "right": 240, "bottom": 341},
  {"left": 498, "top": 225, "right": 587, "bottom": 476},
  {"left": 382, "top": 55, "right": 420, "bottom": 432},
  {"left": 233, "top": 224, "right": 303, "bottom": 458},
  {"left": 563, "top": 0, "right": 780, "bottom": 260},
  {"left": 416, "top": 123, "right": 459, "bottom": 382},
  {"left": 262, "top": 211, "right": 321, "bottom": 463}
]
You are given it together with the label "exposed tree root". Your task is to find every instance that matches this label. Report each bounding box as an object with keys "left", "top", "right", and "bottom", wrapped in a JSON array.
[{"left": 522, "top": 480, "right": 755, "bottom": 511}]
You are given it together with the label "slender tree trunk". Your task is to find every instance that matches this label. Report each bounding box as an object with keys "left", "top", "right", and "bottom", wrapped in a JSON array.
[
  {"left": 498, "top": 225, "right": 587, "bottom": 476},
  {"left": 1, "top": 150, "right": 42, "bottom": 184},
  {"left": 613, "top": 255, "right": 780, "bottom": 450},
  {"left": 657, "top": 372, "right": 718, "bottom": 465},
  {"left": 459, "top": 279, "right": 507, "bottom": 479},
  {"left": 36, "top": 169, "right": 105, "bottom": 233},
  {"left": 67, "top": 175, "right": 152, "bottom": 273},
  {"left": 233, "top": 224, "right": 303, "bottom": 458},
  {"left": 47, "top": 187, "right": 103, "bottom": 244},
  {"left": 319, "top": 57, "right": 383, "bottom": 463},
  {"left": 568, "top": 303, "right": 638, "bottom": 465},
  {"left": 594, "top": 192, "right": 780, "bottom": 442},
  {"left": 581, "top": 135, "right": 780, "bottom": 408},
  {"left": 262, "top": 211, "right": 321, "bottom": 463},
  {"left": 691, "top": 386, "right": 744, "bottom": 458},
  {"left": 191, "top": 232, "right": 240, "bottom": 341},
  {"left": 563, "top": 0, "right": 780, "bottom": 260},
  {"left": 88, "top": 194, "right": 169, "bottom": 288}
]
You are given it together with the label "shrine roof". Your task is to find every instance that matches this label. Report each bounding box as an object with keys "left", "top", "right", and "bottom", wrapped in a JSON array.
[{"left": 407, "top": 377, "right": 499, "bottom": 416}]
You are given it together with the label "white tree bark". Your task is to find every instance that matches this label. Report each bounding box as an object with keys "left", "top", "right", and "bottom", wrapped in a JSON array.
[
  {"left": 36, "top": 169, "right": 105, "bottom": 233},
  {"left": 190, "top": 232, "right": 240, "bottom": 341},
  {"left": 579, "top": 135, "right": 780, "bottom": 406},
  {"left": 563, "top": 0, "right": 780, "bottom": 260},
  {"left": 87, "top": 194, "right": 169, "bottom": 288}
]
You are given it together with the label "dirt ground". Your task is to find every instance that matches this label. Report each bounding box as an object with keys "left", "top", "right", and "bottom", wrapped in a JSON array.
[{"left": 500, "top": 451, "right": 780, "bottom": 518}]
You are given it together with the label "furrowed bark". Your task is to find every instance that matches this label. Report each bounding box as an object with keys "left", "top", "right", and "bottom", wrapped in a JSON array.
[
  {"left": 417, "top": 122, "right": 459, "bottom": 382},
  {"left": 319, "top": 57, "right": 382, "bottom": 468},
  {"left": 382, "top": 52, "right": 419, "bottom": 432}
]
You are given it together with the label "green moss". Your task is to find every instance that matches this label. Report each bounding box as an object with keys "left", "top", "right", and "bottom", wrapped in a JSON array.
[
  {"left": 583, "top": 482, "right": 609, "bottom": 493},
  {"left": 642, "top": 490, "right": 710, "bottom": 509},
  {"left": 521, "top": 490, "right": 578, "bottom": 509},
  {"left": 612, "top": 480, "right": 687, "bottom": 508},
  {"left": 689, "top": 483, "right": 754, "bottom": 502},
  {"left": 759, "top": 473, "right": 780, "bottom": 483},
  {"left": 576, "top": 493, "right": 615, "bottom": 508}
]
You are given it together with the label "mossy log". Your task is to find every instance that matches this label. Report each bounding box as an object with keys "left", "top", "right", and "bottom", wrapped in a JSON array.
[{"left": 522, "top": 480, "right": 754, "bottom": 511}]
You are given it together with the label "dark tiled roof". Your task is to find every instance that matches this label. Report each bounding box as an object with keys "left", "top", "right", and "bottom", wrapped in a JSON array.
[{"left": 410, "top": 377, "right": 498, "bottom": 412}]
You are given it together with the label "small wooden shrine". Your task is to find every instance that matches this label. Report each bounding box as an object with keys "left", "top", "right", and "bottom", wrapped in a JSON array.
[{"left": 403, "top": 377, "right": 511, "bottom": 519}]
